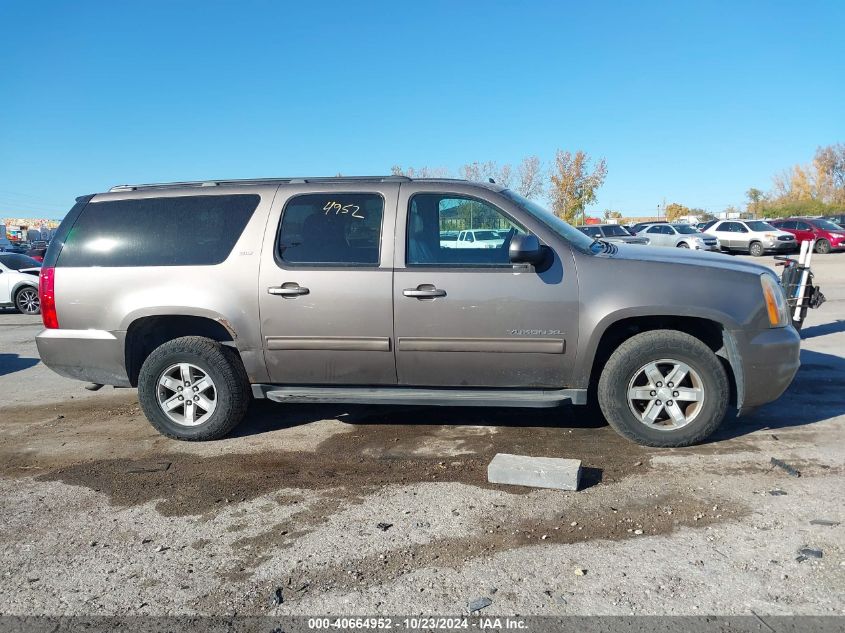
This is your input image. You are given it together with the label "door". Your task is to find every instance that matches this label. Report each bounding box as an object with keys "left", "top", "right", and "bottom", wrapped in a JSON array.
[
  {"left": 646, "top": 225, "right": 671, "bottom": 246},
  {"left": 712, "top": 221, "right": 744, "bottom": 249},
  {"left": 259, "top": 185, "right": 398, "bottom": 384},
  {"left": 393, "top": 186, "right": 577, "bottom": 388},
  {"left": 794, "top": 221, "right": 816, "bottom": 245}
]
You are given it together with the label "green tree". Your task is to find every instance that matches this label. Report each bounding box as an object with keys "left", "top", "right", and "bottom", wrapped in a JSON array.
[{"left": 745, "top": 188, "right": 765, "bottom": 218}]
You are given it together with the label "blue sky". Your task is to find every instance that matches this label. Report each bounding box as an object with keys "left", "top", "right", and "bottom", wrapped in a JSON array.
[{"left": 1, "top": 0, "right": 843, "bottom": 219}]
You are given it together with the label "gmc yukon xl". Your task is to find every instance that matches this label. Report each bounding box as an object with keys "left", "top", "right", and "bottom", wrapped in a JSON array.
[{"left": 36, "top": 176, "right": 801, "bottom": 447}]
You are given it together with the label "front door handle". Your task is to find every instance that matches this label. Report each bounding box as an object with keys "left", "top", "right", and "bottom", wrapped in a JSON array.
[
  {"left": 268, "top": 283, "right": 310, "bottom": 297},
  {"left": 403, "top": 285, "right": 446, "bottom": 299}
]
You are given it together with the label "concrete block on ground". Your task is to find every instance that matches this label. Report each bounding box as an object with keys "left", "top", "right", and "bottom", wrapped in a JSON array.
[{"left": 487, "top": 453, "right": 581, "bottom": 491}]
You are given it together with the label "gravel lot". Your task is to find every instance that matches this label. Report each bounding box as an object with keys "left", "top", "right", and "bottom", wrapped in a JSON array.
[{"left": 0, "top": 254, "right": 843, "bottom": 617}]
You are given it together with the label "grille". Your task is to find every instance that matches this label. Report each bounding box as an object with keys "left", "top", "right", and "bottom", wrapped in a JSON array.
[{"left": 778, "top": 235, "right": 795, "bottom": 241}]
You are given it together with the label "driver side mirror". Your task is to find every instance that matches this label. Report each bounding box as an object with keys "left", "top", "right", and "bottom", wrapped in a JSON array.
[{"left": 509, "top": 233, "right": 545, "bottom": 265}]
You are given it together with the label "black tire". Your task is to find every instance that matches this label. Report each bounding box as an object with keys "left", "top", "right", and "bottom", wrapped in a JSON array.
[
  {"left": 14, "top": 286, "right": 40, "bottom": 315},
  {"left": 137, "top": 336, "right": 250, "bottom": 441},
  {"left": 597, "top": 330, "right": 729, "bottom": 447},
  {"left": 677, "top": 242, "right": 690, "bottom": 248},
  {"left": 749, "top": 241, "right": 764, "bottom": 257},
  {"left": 815, "top": 239, "right": 831, "bottom": 254}
]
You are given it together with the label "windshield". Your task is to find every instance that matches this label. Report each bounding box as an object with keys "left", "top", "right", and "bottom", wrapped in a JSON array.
[
  {"left": 602, "top": 225, "right": 631, "bottom": 236},
  {"left": 673, "top": 225, "right": 700, "bottom": 234},
  {"left": 814, "top": 219, "right": 844, "bottom": 232},
  {"left": 746, "top": 221, "right": 777, "bottom": 232},
  {"left": 500, "top": 190, "right": 596, "bottom": 253},
  {"left": 0, "top": 254, "right": 41, "bottom": 270}
]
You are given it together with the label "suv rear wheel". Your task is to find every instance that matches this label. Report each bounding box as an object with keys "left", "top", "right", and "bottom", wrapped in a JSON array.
[
  {"left": 138, "top": 336, "right": 250, "bottom": 441},
  {"left": 597, "top": 329, "right": 728, "bottom": 447}
]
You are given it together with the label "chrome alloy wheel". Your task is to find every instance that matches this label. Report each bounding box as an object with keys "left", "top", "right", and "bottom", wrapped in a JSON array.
[
  {"left": 626, "top": 359, "right": 705, "bottom": 430},
  {"left": 16, "top": 287, "right": 40, "bottom": 314},
  {"left": 156, "top": 363, "right": 217, "bottom": 426}
]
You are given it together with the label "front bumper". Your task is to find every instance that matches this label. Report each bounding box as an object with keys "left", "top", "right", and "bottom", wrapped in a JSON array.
[
  {"left": 36, "top": 328, "right": 131, "bottom": 387},
  {"left": 765, "top": 240, "right": 797, "bottom": 252},
  {"left": 728, "top": 325, "right": 801, "bottom": 412}
]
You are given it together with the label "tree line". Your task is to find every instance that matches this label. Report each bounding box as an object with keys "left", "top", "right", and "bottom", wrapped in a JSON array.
[
  {"left": 391, "top": 150, "right": 607, "bottom": 225},
  {"left": 391, "top": 142, "right": 845, "bottom": 226}
]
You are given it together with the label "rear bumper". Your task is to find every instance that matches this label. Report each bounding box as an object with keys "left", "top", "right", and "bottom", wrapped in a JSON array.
[
  {"left": 729, "top": 326, "right": 801, "bottom": 411},
  {"left": 36, "top": 328, "right": 131, "bottom": 387}
]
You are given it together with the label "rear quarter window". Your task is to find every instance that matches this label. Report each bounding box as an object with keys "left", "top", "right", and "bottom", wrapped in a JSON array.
[{"left": 57, "top": 194, "right": 260, "bottom": 267}]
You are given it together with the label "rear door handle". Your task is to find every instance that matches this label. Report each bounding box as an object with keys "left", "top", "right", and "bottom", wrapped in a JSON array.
[
  {"left": 403, "top": 285, "right": 446, "bottom": 299},
  {"left": 268, "top": 283, "right": 310, "bottom": 297}
]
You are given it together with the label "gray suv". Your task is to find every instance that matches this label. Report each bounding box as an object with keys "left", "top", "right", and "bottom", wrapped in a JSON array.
[{"left": 36, "top": 176, "right": 801, "bottom": 447}]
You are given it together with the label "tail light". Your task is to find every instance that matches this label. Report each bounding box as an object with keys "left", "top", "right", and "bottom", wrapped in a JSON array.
[{"left": 39, "top": 266, "right": 59, "bottom": 328}]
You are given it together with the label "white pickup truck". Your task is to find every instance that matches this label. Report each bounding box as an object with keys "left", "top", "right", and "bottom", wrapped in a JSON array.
[{"left": 455, "top": 229, "right": 506, "bottom": 249}]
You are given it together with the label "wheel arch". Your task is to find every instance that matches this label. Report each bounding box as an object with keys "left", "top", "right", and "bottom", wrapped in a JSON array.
[
  {"left": 580, "top": 312, "right": 741, "bottom": 408},
  {"left": 11, "top": 279, "right": 38, "bottom": 299},
  {"left": 124, "top": 314, "right": 238, "bottom": 387}
]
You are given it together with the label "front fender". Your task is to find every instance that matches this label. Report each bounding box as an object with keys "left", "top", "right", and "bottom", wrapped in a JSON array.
[{"left": 572, "top": 305, "right": 741, "bottom": 389}]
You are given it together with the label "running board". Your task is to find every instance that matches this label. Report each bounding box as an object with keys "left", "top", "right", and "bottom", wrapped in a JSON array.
[{"left": 252, "top": 385, "right": 586, "bottom": 407}]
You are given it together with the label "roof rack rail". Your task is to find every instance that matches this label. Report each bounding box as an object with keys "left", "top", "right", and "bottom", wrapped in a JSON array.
[{"left": 109, "top": 175, "right": 411, "bottom": 192}]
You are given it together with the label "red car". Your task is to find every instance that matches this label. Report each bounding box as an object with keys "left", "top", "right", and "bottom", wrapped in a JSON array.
[{"left": 769, "top": 218, "right": 845, "bottom": 254}]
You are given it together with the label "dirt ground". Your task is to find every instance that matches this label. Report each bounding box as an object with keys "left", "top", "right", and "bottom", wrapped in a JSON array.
[{"left": 0, "top": 255, "right": 843, "bottom": 617}]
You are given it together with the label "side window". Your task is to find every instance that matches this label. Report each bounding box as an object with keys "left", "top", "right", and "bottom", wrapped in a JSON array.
[
  {"left": 58, "top": 194, "right": 260, "bottom": 267},
  {"left": 779, "top": 220, "right": 797, "bottom": 230},
  {"left": 277, "top": 193, "right": 383, "bottom": 266},
  {"left": 796, "top": 221, "right": 811, "bottom": 231},
  {"left": 736, "top": 223, "right": 749, "bottom": 233},
  {"left": 407, "top": 193, "right": 526, "bottom": 266},
  {"left": 659, "top": 225, "right": 673, "bottom": 234},
  {"left": 647, "top": 226, "right": 660, "bottom": 234}
]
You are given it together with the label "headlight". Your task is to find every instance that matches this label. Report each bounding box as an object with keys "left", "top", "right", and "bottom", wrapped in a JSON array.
[{"left": 761, "top": 274, "right": 790, "bottom": 328}]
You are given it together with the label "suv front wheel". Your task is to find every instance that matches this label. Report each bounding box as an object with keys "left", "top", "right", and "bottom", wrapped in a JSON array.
[
  {"left": 138, "top": 336, "right": 251, "bottom": 441},
  {"left": 597, "top": 330, "right": 729, "bottom": 447}
]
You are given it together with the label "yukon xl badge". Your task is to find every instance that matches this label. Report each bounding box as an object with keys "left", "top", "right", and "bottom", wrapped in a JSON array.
[{"left": 508, "top": 329, "right": 562, "bottom": 336}]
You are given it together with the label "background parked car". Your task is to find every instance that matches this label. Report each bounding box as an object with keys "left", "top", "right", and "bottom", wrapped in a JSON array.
[
  {"left": 576, "top": 224, "right": 649, "bottom": 245},
  {"left": 769, "top": 218, "right": 845, "bottom": 253},
  {"left": 0, "top": 243, "right": 27, "bottom": 254},
  {"left": 26, "top": 247, "right": 48, "bottom": 262},
  {"left": 0, "top": 253, "right": 41, "bottom": 314},
  {"left": 703, "top": 220, "right": 796, "bottom": 256},
  {"left": 636, "top": 223, "right": 720, "bottom": 251},
  {"left": 823, "top": 213, "right": 845, "bottom": 228},
  {"left": 631, "top": 220, "right": 668, "bottom": 234}
]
